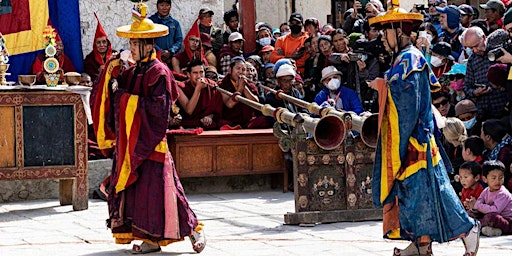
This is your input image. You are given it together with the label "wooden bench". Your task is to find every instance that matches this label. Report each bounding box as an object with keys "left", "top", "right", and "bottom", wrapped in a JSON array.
[{"left": 168, "top": 129, "right": 287, "bottom": 191}]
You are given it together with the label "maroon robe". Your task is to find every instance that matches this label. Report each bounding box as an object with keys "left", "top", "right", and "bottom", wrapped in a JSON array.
[
  {"left": 31, "top": 52, "right": 76, "bottom": 84},
  {"left": 96, "top": 55, "right": 198, "bottom": 243},
  {"left": 179, "top": 80, "right": 223, "bottom": 129},
  {"left": 218, "top": 76, "right": 270, "bottom": 128}
]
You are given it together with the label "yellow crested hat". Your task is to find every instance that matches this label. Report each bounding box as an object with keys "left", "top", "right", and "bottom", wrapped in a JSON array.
[
  {"left": 369, "top": 0, "right": 423, "bottom": 27},
  {"left": 116, "top": 3, "right": 168, "bottom": 39}
]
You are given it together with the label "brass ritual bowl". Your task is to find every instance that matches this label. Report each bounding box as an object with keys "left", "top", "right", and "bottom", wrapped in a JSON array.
[
  {"left": 64, "top": 72, "right": 81, "bottom": 85},
  {"left": 0, "top": 63, "right": 9, "bottom": 72},
  {"left": 18, "top": 75, "right": 37, "bottom": 86}
]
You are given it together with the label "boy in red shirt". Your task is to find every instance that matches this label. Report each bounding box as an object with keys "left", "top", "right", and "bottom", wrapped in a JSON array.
[{"left": 460, "top": 161, "right": 485, "bottom": 211}]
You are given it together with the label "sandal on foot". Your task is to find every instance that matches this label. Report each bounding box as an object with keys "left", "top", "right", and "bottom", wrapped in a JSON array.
[
  {"left": 190, "top": 223, "right": 206, "bottom": 253},
  {"left": 462, "top": 221, "right": 481, "bottom": 256},
  {"left": 393, "top": 242, "right": 419, "bottom": 256},
  {"left": 132, "top": 242, "right": 161, "bottom": 254}
]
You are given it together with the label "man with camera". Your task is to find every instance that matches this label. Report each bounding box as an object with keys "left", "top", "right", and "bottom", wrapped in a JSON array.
[
  {"left": 489, "top": 8, "right": 512, "bottom": 129},
  {"left": 463, "top": 27, "right": 509, "bottom": 120}
]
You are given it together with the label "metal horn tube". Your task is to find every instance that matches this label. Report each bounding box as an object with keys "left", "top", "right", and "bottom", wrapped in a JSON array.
[
  {"left": 301, "top": 114, "right": 346, "bottom": 150},
  {"left": 342, "top": 112, "right": 379, "bottom": 148},
  {"left": 214, "top": 86, "right": 345, "bottom": 150}
]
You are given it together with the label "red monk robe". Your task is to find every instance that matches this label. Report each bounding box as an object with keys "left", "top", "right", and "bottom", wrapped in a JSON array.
[
  {"left": 92, "top": 52, "right": 200, "bottom": 245},
  {"left": 178, "top": 79, "right": 223, "bottom": 129},
  {"left": 84, "top": 13, "right": 113, "bottom": 83},
  {"left": 31, "top": 29, "right": 75, "bottom": 84}
]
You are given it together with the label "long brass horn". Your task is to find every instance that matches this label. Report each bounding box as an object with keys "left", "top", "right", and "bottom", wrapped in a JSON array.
[
  {"left": 214, "top": 86, "right": 345, "bottom": 150},
  {"left": 259, "top": 84, "right": 378, "bottom": 148}
]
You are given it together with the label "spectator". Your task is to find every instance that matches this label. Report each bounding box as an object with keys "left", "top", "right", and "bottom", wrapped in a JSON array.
[
  {"left": 459, "top": 4, "right": 475, "bottom": 28},
  {"left": 279, "top": 22, "right": 291, "bottom": 36},
  {"left": 444, "top": 63, "right": 466, "bottom": 103},
  {"left": 481, "top": 119, "right": 512, "bottom": 190},
  {"left": 32, "top": 28, "right": 75, "bottom": 84},
  {"left": 174, "top": 59, "right": 223, "bottom": 130},
  {"left": 218, "top": 32, "right": 244, "bottom": 75},
  {"left": 314, "top": 66, "right": 363, "bottom": 114},
  {"left": 272, "top": 28, "right": 281, "bottom": 39},
  {"left": 430, "top": 42, "right": 454, "bottom": 78},
  {"left": 149, "top": 0, "right": 183, "bottom": 58},
  {"left": 218, "top": 57, "right": 269, "bottom": 129},
  {"left": 259, "top": 45, "right": 274, "bottom": 65},
  {"left": 204, "top": 65, "right": 220, "bottom": 82},
  {"left": 198, "top": 7, "right": 223, "bottom": 55},
  {"left": 462, "top": 135, "right": 486, "bottom": 163},
  {"left": 428, "top": 0, "right": 447, "bottom": 35},
  {"left": 171, "top": 20, "right": 208, "bottom": 74},
  {"left": 459, "top": 161, "right": 485, "bottom": 210},
  {"left": 442, "top": 117, "right": 468, "bottom": 192},
  {"left": 254, "top": 26, "right": 275, "bottom": 55},
  {"left": 222, "top": 8, "right": 239, "bottom": 45},
  {"left": 455, "top": 99, "right": 482, "bottom": 136},
  {"left": 271, "top": 12, "right": 309, "bottom": 74},
  {"left": 80, "top": 73, "right": 93, "bottom": 87},
  {"left": 466, "top": 160, "right": 512, "bottom": 236},
  {"left": 480, "top": 0, "right": 506, "bottom": 34},
  {"left": 436, "top": 5, "right": 464, "bottom": 61},
  {"left": 463, "top": 27, "right": 508, "bottom": 120},
  {"left": 201, "top": 33, "right": 217, "bottom": 68},
  {"left": 432, "top": 91, "right": 456, "bottom": 117},
  {"left": 304, "top": 17, "right": 321, "bottom": 38},
  {"left": 84, "top": 14, "right": 113, "bottom": 83}
]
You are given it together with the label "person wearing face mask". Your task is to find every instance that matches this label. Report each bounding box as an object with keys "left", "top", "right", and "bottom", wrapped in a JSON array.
[
  {"left": 253, "top": 25, "right": 276, "bottom": 56},
  {"left": 270, "top": 13, "right": 309, "bottom": 74},
  {"left": 443, "top": 63, "right": 466, "bottom": 104},
  {"left": 314, "top": 66, "right": 363, "bottom": 114},
  {"left": 430, "top": 42, "right": 454, "bottom": 78},
  {"left": 455, "top": 99, "right": 482, "bottom": 136}
]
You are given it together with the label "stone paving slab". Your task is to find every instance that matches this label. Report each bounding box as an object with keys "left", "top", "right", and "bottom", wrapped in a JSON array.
[{"left": 0, "top": 191, "right": 511, "bottom": 256}]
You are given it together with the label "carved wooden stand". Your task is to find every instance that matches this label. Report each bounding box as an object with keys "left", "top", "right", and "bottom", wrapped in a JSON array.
[
  {"left": 276, "top": 124, "right": 382, "bottom": 225},
  {"left": 0, "top": 91, "right": 88, "bottom": 210}
]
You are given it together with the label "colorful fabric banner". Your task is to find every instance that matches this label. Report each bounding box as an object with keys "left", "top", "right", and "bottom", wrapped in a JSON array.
[{"left": 0, "top": 0, "right": 83, "bottom": 82}]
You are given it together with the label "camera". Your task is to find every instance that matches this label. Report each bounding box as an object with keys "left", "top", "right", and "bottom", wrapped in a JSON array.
[
  {"left": 348, "top": 52, "right": 363, "bottom": 61},
  {"left": 488, "top": 42, "right": 512, "bottom": 62},
  {"left": 414, "top": 4, "right": 426, "bottom": 11},
  {"left": 351, "top": 38, "right": 369, "bottom": 61}
]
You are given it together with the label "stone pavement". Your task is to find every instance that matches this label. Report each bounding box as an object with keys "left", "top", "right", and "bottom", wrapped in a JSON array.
[{"left": 0, "top": 191, "right": 511, "bottom": 256}]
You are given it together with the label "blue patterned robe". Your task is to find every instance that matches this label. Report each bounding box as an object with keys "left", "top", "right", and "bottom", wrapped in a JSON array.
[{"left": 372, "top": 46, "right": 474, "bottom": 242}]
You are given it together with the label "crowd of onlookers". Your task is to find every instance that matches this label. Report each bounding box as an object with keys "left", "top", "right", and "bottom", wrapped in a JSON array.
[{"left": 44, "top": 0, "right": 512, "bottom": 236}]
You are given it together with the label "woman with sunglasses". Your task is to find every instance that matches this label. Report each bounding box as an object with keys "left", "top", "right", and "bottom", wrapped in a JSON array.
[{"left": 432, "top": 90, "right": 456, "bottom": 117}]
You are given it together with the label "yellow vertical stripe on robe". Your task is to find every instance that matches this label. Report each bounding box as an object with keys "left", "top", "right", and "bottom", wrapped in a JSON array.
[
  {"left": 380, "top": 89, "right": 401, "bottom": 203},
  {"left": 96, "top": 59, "right": 121, "bottom": 150},
  {"left": 115, "top": 95, "right": 139, "bottom": 193}
]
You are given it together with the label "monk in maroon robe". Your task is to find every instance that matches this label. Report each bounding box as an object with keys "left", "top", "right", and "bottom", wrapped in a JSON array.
[
  {"left": 92, "top": 4, "right": 205, "bottom": 253},
  {"left": 171, "top": 17, "right": 208, "bottom": 74},
  {"left": 32, "top": 30, "right": 75, "bottom": 84},
  {"left": 175, "top": 59, "right": 223, "bottom": 129},
  {"left": 218, "top": 56, "right": 270, "bottom": 129},
  {"left": 84, "top": 13, "right": 113, "bottom": 83}
]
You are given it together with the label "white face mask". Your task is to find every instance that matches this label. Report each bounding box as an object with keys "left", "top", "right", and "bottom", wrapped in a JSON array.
[
  {"left": 463, "top": 117, "right": 477, "bottom": 130},
  {"left": 430, "top": 55, "right": 444, "bottom": 67},
  {"left": 326, "top": 78, "right": 341, "bottom": 91},
  {"left": 259, "top": 37, "right": 271, "bottom": 46}
]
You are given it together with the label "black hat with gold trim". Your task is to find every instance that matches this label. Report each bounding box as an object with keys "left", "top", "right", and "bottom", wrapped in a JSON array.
[
  {"left": 116, "top": 2, "right": 168, "bottom": 39},
  {"left": 369, "top": 0, "right": 423, "bottom": 28}
]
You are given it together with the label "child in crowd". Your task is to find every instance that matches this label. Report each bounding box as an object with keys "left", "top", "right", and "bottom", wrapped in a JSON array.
[
  {"left": 461, "top": 135, "right": 485, "bottom": 164},
  {"left": 459, "top": 161, "right": 484, "bottom": 210},
  {"left": 466, "top": 160, "right": 512, "bottom": 236}
]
